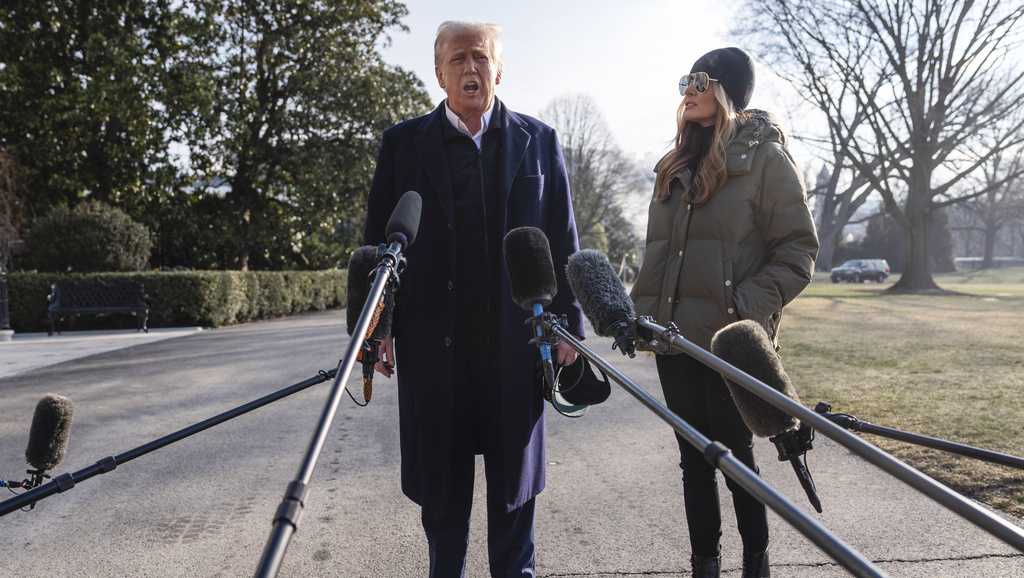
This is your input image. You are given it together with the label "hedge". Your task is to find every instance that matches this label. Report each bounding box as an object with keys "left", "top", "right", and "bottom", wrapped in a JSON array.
[
  {"left": 7, "top": 270, "right": 346, "bottom": 332},
  {"left": 24, "top": 201, "right": 153, "bottom": 273}
]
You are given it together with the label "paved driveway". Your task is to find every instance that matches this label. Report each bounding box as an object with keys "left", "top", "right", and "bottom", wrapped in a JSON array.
[{"left": 1, "top": 310, "right": 1021, "bottom": 576}]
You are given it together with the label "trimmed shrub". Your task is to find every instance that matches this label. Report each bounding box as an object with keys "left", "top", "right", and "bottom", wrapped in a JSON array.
[
  {"left": 24, "top": 201, "right": 153, "bottom": 272},
  {"left": 8, "top": 269, "right": 346, "bottom": 332}
]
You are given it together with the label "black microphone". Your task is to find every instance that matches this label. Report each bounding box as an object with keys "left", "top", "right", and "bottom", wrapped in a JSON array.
[
  {"left": 566, "top": 249, "right": 637, "bottom": 357},
  {"left": 504, "top": 227, "right": 559, "bottom": 392},
  {"left": 504, "top": 226, "right": 557, "bottom": 310},
  {"left": 5, "top": 395, "right": 74, "bottom": 492},
  {"left": 346, "top": 246, "right": 396, "bottom": 403},
  {"left": 711, "top": 320, "right": 822, "bottom": 512},
  {"left": 385, "top": 190, "right": 422, "bottom": 249}
]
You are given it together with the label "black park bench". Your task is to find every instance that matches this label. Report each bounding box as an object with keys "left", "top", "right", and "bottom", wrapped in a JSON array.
[{"left": 47, "top": 280, "right": 150, "bottom": 336}]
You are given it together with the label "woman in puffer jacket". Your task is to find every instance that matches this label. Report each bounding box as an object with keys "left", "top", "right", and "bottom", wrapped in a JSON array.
[{"left": 630, "top": 47, "right": 819, "bottom": 578}]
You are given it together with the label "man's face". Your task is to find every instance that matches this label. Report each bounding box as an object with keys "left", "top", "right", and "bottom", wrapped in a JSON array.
[{"left": 435, "top": 31, "right": 501, "bottom": 119}]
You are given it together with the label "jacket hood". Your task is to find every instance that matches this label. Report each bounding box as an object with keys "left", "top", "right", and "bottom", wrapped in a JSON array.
[
  {"left": 654, "top": 109, "right": 791, "bottom": 184},
  {"left": 733, "top": 108, "right": 787, "bottom": 148}
]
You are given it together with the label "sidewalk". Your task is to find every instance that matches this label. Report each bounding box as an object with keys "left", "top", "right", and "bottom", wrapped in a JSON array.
[{"left": 0, "top": 327, "right": 203, "bottom": 379}]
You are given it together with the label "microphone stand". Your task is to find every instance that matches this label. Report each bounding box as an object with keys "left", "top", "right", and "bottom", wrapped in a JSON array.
[
  {"left": 534, "top": 313, "right": 886, "bottom": 578},
  {"left": 0, "top": 369, "right": 338, "bottom": 517},
  {"left": 815, "top": 402, "right": 1024, "bottom": 469},
  {"left": 253, "top": 242, "right": 404, "bottom": 578},
  {"left": 635, "top": 317, "right": 1024, "bottom": 554}
]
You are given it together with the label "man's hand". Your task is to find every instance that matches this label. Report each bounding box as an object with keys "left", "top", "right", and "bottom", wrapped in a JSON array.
[
  {"left": 554, "top": 340, "right": 577, "bottom": 366},
  {"left": 375, "top": 336, "right": 395, "bottom": 378}
]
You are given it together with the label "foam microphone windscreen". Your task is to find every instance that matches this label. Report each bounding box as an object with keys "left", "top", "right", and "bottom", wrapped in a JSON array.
[
  {"left": 347, "top": 246, "right": 381, "bottom": 336},
  {"left": 711, "top": 320, "right": 800, "bottom": 438},
  {"left": 25, "top": 394, "right": 73, "bottom": 472},
  {"left": 385, "top": 191, "right": 422, "bottom": 248},
  {"left": 504, "top": 227, "right": 557, "bottom": 310},
  {"left": 566, "top": 249, "right": 635, "bottom": 336}
]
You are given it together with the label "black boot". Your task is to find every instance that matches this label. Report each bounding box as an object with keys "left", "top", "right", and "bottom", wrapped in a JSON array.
[
  {"left": 690, "top": 553, "right": 721, "bottom": 578},
  {"left": 742, "top": 549, "right": 770, "bottom": 577}
]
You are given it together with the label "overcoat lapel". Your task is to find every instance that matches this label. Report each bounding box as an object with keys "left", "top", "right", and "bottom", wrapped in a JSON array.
[
  {"left": 501, "top": 108, "right": 532, "bottom": 226},
  {"left": 416, "top": 104, "right": 454, "bottom": 228}
]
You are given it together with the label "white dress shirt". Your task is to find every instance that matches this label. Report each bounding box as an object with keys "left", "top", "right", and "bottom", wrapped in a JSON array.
[{"left": 444, "top": 101, "right": 495, "bottom": 150}]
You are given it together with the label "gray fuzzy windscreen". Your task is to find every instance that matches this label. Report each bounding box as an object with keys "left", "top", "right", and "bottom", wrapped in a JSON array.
[
  {"left": 566, "top": 250, "right": 635, "bottom": 336},
  {"left": 711, "top": 320, "right": 800, "bottom": 437},
  {"left": 503, "top": 227, "right": 557, "bottom": 310},
  {"left": 25, "top": 394, "right": 74, "bottom": 472}
]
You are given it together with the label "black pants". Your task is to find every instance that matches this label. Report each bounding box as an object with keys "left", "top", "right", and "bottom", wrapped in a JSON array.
[
  {"left": 420, "top": 460, "right": 536, "bottom": 578},
  {"left": 419, "top": 326, "right": 536, "bottom": 578},
  {"left": 656, "top": 352, "right": 769, "bottom": 557}
]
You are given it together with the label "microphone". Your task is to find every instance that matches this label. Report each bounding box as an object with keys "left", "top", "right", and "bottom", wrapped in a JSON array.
[
  {"left": 505, "top": 226, "right": 557, "bottom": 310},
  {"left": 710, "top": 321, "right": 799, "bottom": 437},
  {"left": 347, "top": 246, "right": 396, "bottom": 403},
  {"left": 346, "top": 246, "right": 394, "bottom": 339},
  {"left": 503, "top": 227, "right": 559, "bottom": 390},
  {"left": 564, "top": 255, "right": 822, "bottom": 511},
  {"left": 385, "top": 190, "right": 422, "bottom": 249},
  {"left": 2, "top": 395, "right": 74, "bottom": 492},
  {"left": 566, "top": 249, "right": 638, "bottom": 357},
  {"left": 27, "top": 394, "right": 74, "bottom": 473},
  {"left": 344, "top": 191, "right": 418, "bottom": 403},
  {"left": 711, "top": 321, "right": 822, "bottom": 512}
]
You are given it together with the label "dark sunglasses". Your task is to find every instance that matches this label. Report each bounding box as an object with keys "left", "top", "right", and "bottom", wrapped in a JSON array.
[{"left": 679, "top": 71, "right": 719, "bottom": 95}]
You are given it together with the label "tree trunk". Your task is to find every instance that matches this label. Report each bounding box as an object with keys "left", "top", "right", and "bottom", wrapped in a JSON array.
[
  {"left": 816, "top": 226, "right": 840, "bottom": 273},
  {"left": 231, "top": 173, "right": 255, "bottom": 271},
  {"left": 891, "top": 170, "right": 940, "bottom": 292},
  {"left": 982, "top": 222, "right": 998, "bottom": 269}
]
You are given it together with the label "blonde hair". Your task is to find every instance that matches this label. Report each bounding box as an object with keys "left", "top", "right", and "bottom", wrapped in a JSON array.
[
  {"left": 433, "top": 21, "right": 504, "bottom": 67},
  {"left": 654, "top": 83, "right": 748, "bottom": 204}
]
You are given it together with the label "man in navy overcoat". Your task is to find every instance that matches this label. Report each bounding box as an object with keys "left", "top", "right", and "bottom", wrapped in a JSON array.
[{"left": 362, "top": 20, "right": 584, "bottom": 578}]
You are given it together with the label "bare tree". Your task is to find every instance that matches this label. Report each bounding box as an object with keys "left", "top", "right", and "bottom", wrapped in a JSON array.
[
  {"left": 740, "top": 3, "right": 905, "bottom": 273},
  {"left": 742, "top": 0, "right": 1024, "bottom": 292},
  {"left": 806, "top": 158, "right": 882, "bottom": 270},
  {"left": 955, "top": 146, "right": 1024, "bottom": 266},
  {"left": 539, "top": 94, "right": 643, "bottom": 262}
]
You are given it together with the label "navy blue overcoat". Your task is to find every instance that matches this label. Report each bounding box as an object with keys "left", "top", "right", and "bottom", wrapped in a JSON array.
[{"left": 363, "top": 100, "right": 584, "bottom": 513}]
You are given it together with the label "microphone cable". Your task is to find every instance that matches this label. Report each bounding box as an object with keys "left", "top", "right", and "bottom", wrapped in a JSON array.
[
  {"left": 1, "top": 475, "right": 47, "bottom": 512},
  {"left": 547, "top": 356, "right": 611, "bottom": 419},
  {"left": 551, "top": 364, "right": 584, "bottom": 419}
]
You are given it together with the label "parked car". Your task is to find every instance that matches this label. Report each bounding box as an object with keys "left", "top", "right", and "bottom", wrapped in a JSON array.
[{"left": 830, "top": 259, "right": 891, "bottom": 283}]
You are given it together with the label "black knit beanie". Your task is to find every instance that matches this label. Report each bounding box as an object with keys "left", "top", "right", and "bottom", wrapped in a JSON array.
[{"left": 689, "top": 47, "right": 755, "bottom": 111}]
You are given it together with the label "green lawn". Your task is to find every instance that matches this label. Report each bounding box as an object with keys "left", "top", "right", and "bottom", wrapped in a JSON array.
[{"left": 783, "top": 268, "right": 1024, "bottom": 516}]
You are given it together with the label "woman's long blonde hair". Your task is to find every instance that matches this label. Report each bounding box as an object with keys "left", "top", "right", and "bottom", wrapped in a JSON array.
[{"left": 654, "top": 83, "right": 747, "bottom": 204}]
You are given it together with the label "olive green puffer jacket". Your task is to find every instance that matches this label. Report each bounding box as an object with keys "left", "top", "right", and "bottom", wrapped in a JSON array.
[{"left": 630, "top": 110, "right": 819, "bottom": 351}]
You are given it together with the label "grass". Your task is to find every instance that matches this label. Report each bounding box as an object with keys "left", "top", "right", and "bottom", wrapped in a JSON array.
[{"left": 783, "top": 267, "right": 1024, "bottom": 517}]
